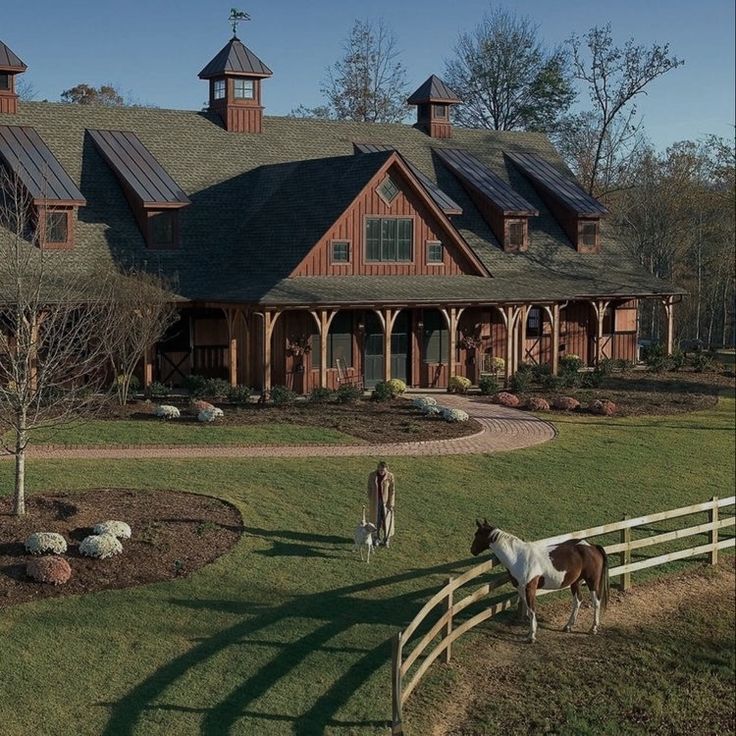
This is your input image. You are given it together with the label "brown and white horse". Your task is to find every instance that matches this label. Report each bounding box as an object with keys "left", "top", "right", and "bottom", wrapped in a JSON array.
[{"left": 471, "top": 519, "right": 609, "bottom": 642}]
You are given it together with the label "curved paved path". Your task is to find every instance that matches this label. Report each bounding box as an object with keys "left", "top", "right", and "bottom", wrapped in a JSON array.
[{"left": 9, "top": 395, "right": 555, "bottom": 461}]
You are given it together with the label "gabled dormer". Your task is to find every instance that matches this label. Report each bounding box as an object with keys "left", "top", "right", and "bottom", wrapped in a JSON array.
[
  {"left": 407, "top": 75, "right": 461, "bottom": 139},
  {"left": 0, "top": 40, "right": 27, "bottom": 116},
  {"left": 506, "top": 151, "right": 608, "bottom": 253},
  {"left": 199, "top": 36, "right": 272, "bottom": 133},
  {"left": 435, "top": 148, "right": 538, "bottom": 252},
  {"left": 0, "top": 125, "right": 85, "bottom": 249}
]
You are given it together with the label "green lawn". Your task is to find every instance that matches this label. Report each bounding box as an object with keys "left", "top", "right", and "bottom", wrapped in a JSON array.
[
  {"left": 22, "top": 419, "right": 358, "bottom": 447},
  {"left": 0, "top": 397, "right": 733, "bottom": 736}
]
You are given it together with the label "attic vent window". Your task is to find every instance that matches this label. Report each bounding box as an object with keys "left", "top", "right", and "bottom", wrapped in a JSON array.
[
  {"left": 234, "top": 79, "right": 254, "bottom": 99},
  {"left": 0, "top": 73, "right": 9, "bottom": 91},
  {"left": 377, "top": 176, "right": 400, "bottom": 205},
  {"left": 213, "top": 79, "right": 226, "bottom": 100},
  {"left": 581, "top": 222, "right": 598, "bottom": 247}
]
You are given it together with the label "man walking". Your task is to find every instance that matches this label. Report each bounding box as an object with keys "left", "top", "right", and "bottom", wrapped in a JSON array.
[{"left": 367, "top": 461, "right": 395, "bottom": 547}]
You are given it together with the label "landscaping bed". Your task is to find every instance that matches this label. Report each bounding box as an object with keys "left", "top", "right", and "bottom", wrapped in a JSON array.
[{"left": 0, "top": 489, "right": 242, "bottom": 607}]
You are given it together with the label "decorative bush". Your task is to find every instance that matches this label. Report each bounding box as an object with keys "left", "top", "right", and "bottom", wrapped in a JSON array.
[
  {"left": 270, "top": 385, "right": 298, "bottom": 406},
  {"left": 526, "top": 397, "right": 550, "bottom": 412},
  {"left": 26, "top": 557, "right": 72, "bottom": 585},
  {"left": 560, "top": 354, "right": 583, "bottom": 375},
  {"left": 336, "top": 384, "right": 362, "bottom": 404},
  {"left": 371, "top": 381, "right": 394, "bottom": 402},
  {"left": 154, "top": 404, "right": 180, "bottom": 420},
  {"left": 690, "top": 352, "right": 715, "bottom": 373},
  {"left": 510, "top": 370, "right": 532, "bottom": 394},
  {"left": 478, "top": 375, "right": 499, "bottom": 395},
  {"left": 114, "top": 374, "right": 141, "bottom": 392},
  {"left": 581, "top": 369, "right": 605, "bottom": 388},
  {"left": 184, "top": 374, "right": 209, "bottom": 398},
  {"left": 412, "top": 396, "right": 438, "bottom": 413},
  {"left": 552, "top": 396, "right": 580, "bottom": 411},
  {"left": 25, "top": 532, "right": 67, "bottom": 555},
  {"left": 93, "top": 520, "right": 132, "bottom": 540},
  {"left": 198, "top": 407, "right": 224, "bottom": 423},
  {"left": 309, "top": 387, "right": 333, "bottom": 403},
  {"left": 386, "top": 378, "right": 407, "bottom": 396},
  {"left": 227, "top": 385, "right": 252, "bottom": 404},
  {"left": 425, "top": 405, "right": 441, "bottom": 417},
  {"left": 148, "top": 382, "right": 171, "bottom": 399},
  {"left": 531, "top": 363, "right": 552, "bottom": 381},
  {"left": 440, "top": 407, "right": 470, "bottom": 423},
  {"left": 643, "top": 344, "right": 669, "bottom": 372},
  {"left": 542, "top": 374, "right": 563, "bottom": 390},
  {"left": 448, "top": 376, "right": 472, "bottom": 394},
  {"left": 191, "top": 399, "right": 216, "bottom": 412},
  {"left": 79, "top": 533, "right": 123, "bottom": 559},
  {"left": 202, "top": 378, "right": 230, "bottom": 400},
  {"left": 589, "top": 399, "right": 617, "bottom": 416},
  {"left": 488, "top": 356, "right": 505, "bottom": 374},
  {"left": 492, "top": 392, "right": 520, "bottom": 408}
]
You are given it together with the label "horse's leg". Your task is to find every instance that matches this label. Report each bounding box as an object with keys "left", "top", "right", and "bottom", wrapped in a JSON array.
[
  {"left": 585, "top": 576, "right": 600, "bottom": 634},
  {"left": 366, "top": 544, "right": 371, "bottom": 564},
  {"left": 564, "top": 581, "right": 582, "bottom": 632},
  {"left": 525, "top": 577, "right": 540, "bottom": 643},
  {"left": 517, "top": 586, "right": 528, "bottom": 623}
]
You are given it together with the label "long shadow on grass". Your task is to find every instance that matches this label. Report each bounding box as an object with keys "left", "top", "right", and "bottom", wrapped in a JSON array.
[{"left": 100, "top": 549, "right": 479, "bottom": 736}]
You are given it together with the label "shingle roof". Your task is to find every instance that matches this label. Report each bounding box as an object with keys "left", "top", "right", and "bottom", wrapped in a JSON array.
[
  {"left": 0, "top": 40, "right": 26, "bottom": 72},
  {"left": 0, "top": 101, "right": 681, "bottom": 305},
  {"left": 407, "top": 75, "right": 461, "bottom": 105},
  {"left": 198, "top": 37, "right": 272, "bottom": 79}
]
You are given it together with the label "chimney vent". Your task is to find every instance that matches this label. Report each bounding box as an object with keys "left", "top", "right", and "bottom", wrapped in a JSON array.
[
  {"left": 407, "top": 75, "right": 460, "bottom": 139},
  {"left": 0, "top": 40, "right": 27, "bottom": 116}
]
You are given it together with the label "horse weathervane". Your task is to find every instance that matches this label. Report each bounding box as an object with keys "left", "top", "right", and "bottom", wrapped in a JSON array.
[{"left": 229, "top": 8, "right": 251, "bottom": 37}]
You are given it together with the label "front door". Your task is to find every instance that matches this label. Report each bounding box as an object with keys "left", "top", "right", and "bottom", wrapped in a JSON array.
[{"left": 363, "top": 311, "right": 410, "bottom": 388}]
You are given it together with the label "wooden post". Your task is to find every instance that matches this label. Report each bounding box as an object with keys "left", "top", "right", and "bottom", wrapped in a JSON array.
[
  {"left": 620, "top": 514, "right": 631, "bottom": 591},
  {"left": 143, "top": 346, "right": 154, "bottom": 389},
  {"left": 310, "top": 309, "right": 337, "bottom": 389},
  {"left": 223, "top": 308, "right": 239, "bottom": 388},
  {"left": 591, "top": 300, "right": 610, "bottom": 366},
  {"left": 379, "top": 308, "right": 400, "bottom": 382},
  {"left": 391, "top": 631, "right": 404, "bottom": 736},
  {"left": 551, "top": 304, "right": 560, "bottom": 376},
  {"left": 503, "top": 305, "right": 518, "bottom": 384},
  {"left": 443, "top": 576, "right": 454, "bottom": 664},
  {"left": 440, "top": 307, "right": 465, "bottom": 382},
  {"left": 663, "top": 297, "right": 675, "bottom": 356},
  {"left": 709, "top": 496, "right": 719, "bottom": 565},
  {"left": 262, "top": 310, "right": 281, "bottom": 395}
]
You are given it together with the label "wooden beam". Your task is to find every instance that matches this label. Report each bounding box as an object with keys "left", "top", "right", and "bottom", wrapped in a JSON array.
[
  {"left": 143, "top": 345, "right": 154, "bottom": 389},
  {"left": 380, "top": 308, "right": 401, "bottom": 382},
  {"left": 222, "top": 307, "right": 243, "bottom": 388},
  {"left": 542, "top": 304, "right": 561, "bottom": 376},
  {"left": 662, "top": 296, "right": 675, "bottom": 356},
  {"left": 261, "top": 310, "right": 282, "bottom": 395},
  {"left": 590, "top": 299, "right": 611, "bottom": 366},
  {"left": 440, "top": 307, "right": 465, "bottom": 381},
  {"left": 309, "top": 309, "right": 338, "bottom": 389}
]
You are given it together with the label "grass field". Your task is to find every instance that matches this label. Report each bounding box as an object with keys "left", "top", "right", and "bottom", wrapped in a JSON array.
[{"left": 0, "top": 396, "right": 733, "bottom": 735}]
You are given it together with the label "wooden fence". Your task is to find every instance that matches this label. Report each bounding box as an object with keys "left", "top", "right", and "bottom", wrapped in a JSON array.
[{"left": 391, "top": 495, "right": 735, "bottom": 735}]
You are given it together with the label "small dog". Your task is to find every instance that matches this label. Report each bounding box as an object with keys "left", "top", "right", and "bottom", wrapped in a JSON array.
[{"left": 353, "top": 506, "right": 377, "bottom": 563}]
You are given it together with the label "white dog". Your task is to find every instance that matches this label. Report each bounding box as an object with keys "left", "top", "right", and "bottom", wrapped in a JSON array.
[{"left": 353, "top": 506, "right": 377, "bottom": 563}]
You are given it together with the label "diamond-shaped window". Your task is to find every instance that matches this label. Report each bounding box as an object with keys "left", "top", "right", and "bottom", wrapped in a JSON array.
[{"left": 377, "top": 175, "right": 400, "bottom": 204}]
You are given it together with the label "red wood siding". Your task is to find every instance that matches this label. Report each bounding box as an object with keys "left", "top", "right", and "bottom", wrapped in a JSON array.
[{"left": 292, "top": 167, "right": 477, "bottom": 277}]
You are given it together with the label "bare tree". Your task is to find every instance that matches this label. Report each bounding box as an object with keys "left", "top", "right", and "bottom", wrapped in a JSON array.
[
  {"left": 16, "top": 77, "right": 37, "bottom": 101},
  {"left": 60, "top": 83, "right": 125, "bottom": 106},
  {"left": 564, "top": 24, "right": 684, "bottom": 196},
  {"left": 444, "top": 7, "right": 574, "bottom": 132},
  {"left": 104, "top": 271, "right": 178, "bottom": 406},
  {"left": 0, "top": 168, "right": 121, "bottom": 515}
]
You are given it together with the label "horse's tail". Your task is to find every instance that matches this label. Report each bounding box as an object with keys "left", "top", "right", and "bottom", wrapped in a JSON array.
[{"left": 595, "top": 544, "right": 609, "bottom": 612}]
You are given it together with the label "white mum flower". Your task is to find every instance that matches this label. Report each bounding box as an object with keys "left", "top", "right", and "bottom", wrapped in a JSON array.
[
  {"left": 440, "top": 407, "right": 469, "bottom": 423},
  {"left": 154, "top": 404, "right": 180, "bottom": 419},
  {"left": 79, "top": 533, "right": 123, "bottom": 559},
  {"left": 412, "top": 397, "right": 438, "bottom": 412},
  {"left": 93, "top": 520, "right": 132, "bottom": 540},
  {"left": 25, "top": 532, "right": 67, "bottom": 555},
  {"left": 198, "top": 407, "right": 224, "bottom": 422}
]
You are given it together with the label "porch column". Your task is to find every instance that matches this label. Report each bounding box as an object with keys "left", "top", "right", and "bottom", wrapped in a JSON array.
[
  {"left": 223, "top": 307, "right": 243, "bottom": 388},
  {"left": 543, "top": 304, "right": 561, "bottom": 376},
  {"left": 501, "top": 305, "right": 521, "bottom": 383},
  {"left": 662, "top": 297, "right": 676, "bottom": 355},
  {"left": 242, "top": 310, "right": 252, "bottom": 387},
  {"left": 590, "top": 299, "right": 611, "bottom": 366},
  {"left": 261, "top": 310, "right": 282, "bottom": 395},
  {"left": 309, "top": 309, "right": 338, "bottom": 389},
  {"left": 440, "top": 307, "right": 465, "bottom": 381},
  {"left": 518, "top": 305, "right": 532, "bottom": 369},
  {"left": 376, "top": 308, "right": 401, "bottom": 382},
  {"left": 143, "top": 346, "right": 154, "bottom": 389}
]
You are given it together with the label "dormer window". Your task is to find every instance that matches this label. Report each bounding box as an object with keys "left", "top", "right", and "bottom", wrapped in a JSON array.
[
  {"left": 377, "top": 175, "right": 400, "bottom": 205},
  {"left": 234, "top": 79, "right": 255, "bottom": 99},
  {"left": 580, "top": 221, "right": 598, "bottom": 248},
  {"left": 508, "top": 221, "right": 524, "bottom": 249},
  {"left": 213, "top": 79, "right": 226, "bottom": 100},
  {"left": 149, "top": 211, "right": 175, "bottom": 248},
  {"left": 45, "top": 210, "right": 69, "bottom": 244},
  {"left": 0, "top": 73, "right": 9, "bottom": 91}
]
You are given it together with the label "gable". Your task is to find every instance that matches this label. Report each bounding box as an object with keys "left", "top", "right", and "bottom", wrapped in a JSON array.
[{"left": 292, "top": 158, "right": 485, "bottom": 278}]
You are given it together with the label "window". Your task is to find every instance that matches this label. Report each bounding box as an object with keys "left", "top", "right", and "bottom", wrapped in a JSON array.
[
  {"left": 423, "top": 310, "right": 448, "bottom": 364},
  {"left": 45, "top": 211, "right": 69, "bottom": 244},
  {"left": 507, "top": 221, "right": 524, "bottom": 249},
  {"left": 311, "top": 312, "right": 353, "bottom": 369},
  {"left": 426, "top": 241, "right": 443, "bottom": 263},
  {"left": 150, "top": 211, "right": 174, "bottom": 247},
  {"left": 580, "top": 221, "right": 598, "bottom": 247},
  {"left": 433, "top": 104, "right": 448, "bottom": 119},
  {"left": 233, "top": 78, "right": 255, "bottom": 99},
  {"left": 213, "top": 79, "right": 226, "bottom": 100},
  {"left": 331, "top": 241, "right": 350, "bottom": 263},
  {"left": 365, "top": 217, "right": 413, "bottom": 262},
  {"left": 377, "top": 176, "right": 400, "bottom": 205},
  {"left": 526, "top": 307, "right": 541, "bottom": 338},
  {"left": 0, "top": 73, "right": 9, "bottom": 91}
]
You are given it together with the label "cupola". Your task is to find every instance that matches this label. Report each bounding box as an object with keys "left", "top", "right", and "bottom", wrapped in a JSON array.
[
  {"left": 199, "top": 35, "right": 272, "bottom": 133},
  {"left": 0, "top": 40, "right": 27, "bottom": 116},
  {"left": 407, "top": 75, "right": 461, "bottom": 139}
]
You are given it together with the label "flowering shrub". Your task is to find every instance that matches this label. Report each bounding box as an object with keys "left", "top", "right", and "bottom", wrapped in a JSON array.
[
  {"left": 412, "top": 396, "right": 438, "bottom": 413},
  {"left": 79, "top": 533, "right": 123, "bottom": 559},
  {"left": 589, "top": 399, "right": 617, "bottom": 416},
  {"left": 25, "top": 532, "right": 67, "bottom": 555},
  {"left": 198, "top": 407, "right": 224, "bottom": 423},
  {"left": 93, "top": 520, "right": 132, "bottom": 540},
  {"left": 425, "top": 405, "right": 441, "bottom": 417},
  {"left": 440, "top": 407, "right": 470, "bottom": 422},
  {"left": 492, "top": 392, "right": 520, "bottom": 407},
  {"left": 154, "top": 404, "right": 180, "bottom": 420},
  {"left": 526, "top": 397, "right": 550, "bottom": 412},
  {"left": 448, "top": 376, "right": 472, "bottom": 394},
  {"left": 26, "top": 557, "right": 72, "bottom": 585},
  {"left": 386, "top": 378, "right": 407, "bottom": 396},
  {"left": 552, "top": 396, "right": 581, "bottom": 411},
  {"left": 489, "top": 356, "right": 505, "bottom": 374},
  {"left": 191, "top": 399, "right": 216, "bottom": 412}
]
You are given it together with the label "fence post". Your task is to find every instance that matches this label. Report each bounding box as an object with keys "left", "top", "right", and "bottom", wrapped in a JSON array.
[
  {"left": 443, "top": 576, "right": 454, "bottom": 664},
  {"left": 708, "top": 496, "right": 719, "bottom": 565},
  {"left": 620, "top": 514, "right": 631, "bottom": 591},
  {"left": 391, "top": 631, "right": 403, "bottom": 736}
]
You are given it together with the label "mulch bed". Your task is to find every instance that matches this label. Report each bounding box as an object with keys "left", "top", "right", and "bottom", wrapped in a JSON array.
[
  {"left": 0, "top": 489, "right": 243, "bottom": 608},
  {"left": 104, "top": 398, "right": 483, "bottom": 443}
]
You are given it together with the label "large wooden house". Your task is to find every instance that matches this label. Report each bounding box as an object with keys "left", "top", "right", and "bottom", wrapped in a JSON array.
[{"left": 0, "top": 35, "right": 682, "bottom": 393}]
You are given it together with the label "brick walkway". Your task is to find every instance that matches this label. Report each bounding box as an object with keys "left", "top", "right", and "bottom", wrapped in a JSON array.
[{"left": 7, "top": 395, "right": 555, "bottom": 461}]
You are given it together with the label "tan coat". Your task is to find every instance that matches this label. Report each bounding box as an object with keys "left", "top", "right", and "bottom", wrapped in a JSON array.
[{"left": 367, "top": 470, "right": 396, "bottom": 539}]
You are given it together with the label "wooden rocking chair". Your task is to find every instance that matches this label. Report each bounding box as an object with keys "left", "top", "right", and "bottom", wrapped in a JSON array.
[{"left": 335, "top": 358, "right": 364, "bottom": 390}]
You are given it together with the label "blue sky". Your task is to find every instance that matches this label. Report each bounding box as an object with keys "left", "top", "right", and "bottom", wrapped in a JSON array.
[{"left": 5, "top": 0, "right": 734, "bottom": 149}]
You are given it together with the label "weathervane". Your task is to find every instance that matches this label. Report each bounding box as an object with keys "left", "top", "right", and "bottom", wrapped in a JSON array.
[{"left": 229, "top": 8, "right": 251, "bottom": 38}]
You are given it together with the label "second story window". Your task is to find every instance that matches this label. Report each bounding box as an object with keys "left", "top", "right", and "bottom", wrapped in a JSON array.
[
  {"left": 234, "top": 79, "right": 255, "bottom": 99},
  {"left": 213, "top": 79, "right": 226, "bottom": 100},
  {"left": 331, "top": 240, "right": 350, "bottom": 263},
  {"left": 365, "top": 217, "right": 413, "bottom": 262},
  {"left": 377, "top": 175, "right": 400, "bottom": 205},
  {"left": 426, "top": 241, "right": 444, "bottom": 263}
]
